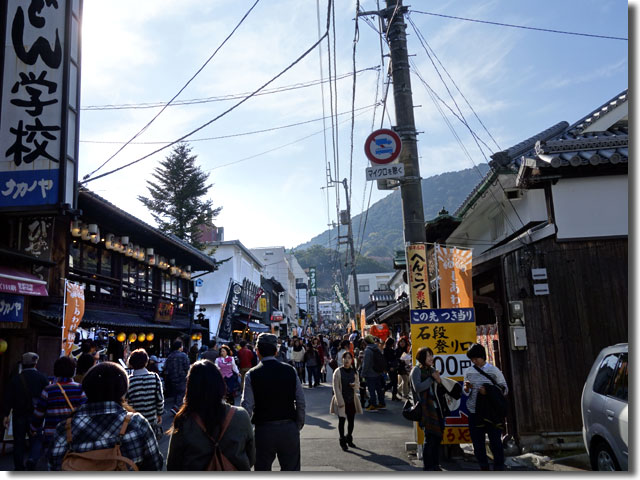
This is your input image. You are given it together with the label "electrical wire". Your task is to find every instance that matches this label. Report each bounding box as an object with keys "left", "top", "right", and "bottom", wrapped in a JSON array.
[
  {"left": 82, "top": 68, "right": 377, "bottom": 111},
  {"left": 348, "top": 0, "right": 360, "bottom": 203},
  {"left": 81, "top": 1, "right": 333, "bottom": 185},
  {"left": 412, "top": 10, "right": 628, "bottom": 41},
  {"left": 80, "top": 104, "right": 377, "bottom": 145},
  {"left": 83, "top": 0, "right": 262, "bottom": 182}
]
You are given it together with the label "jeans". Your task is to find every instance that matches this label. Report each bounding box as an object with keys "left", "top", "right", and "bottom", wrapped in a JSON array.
[
  {"left": 365, "top": 375, "right": 385, "bottom": 406},
  {"left": 306, "top": 366, "right": 318, "bottom": 386},
  {"left": 11, "top": 415, "right": 29, "bottom": 470},
  {"left": 169, "top": 381, "right": 186, "bottom": 410},
  {"left": 468, "top": 413, "right": 505, "bottom": 470},
  {"left": 254, "top": 420, "right": 301, "bottom": 471}
]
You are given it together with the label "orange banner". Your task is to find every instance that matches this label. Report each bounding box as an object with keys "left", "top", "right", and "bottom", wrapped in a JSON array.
[
  {"left": 62, "top": 280, "right": 85, "bottom": 356},
  {"left": 436, "top": 245, "right": 473, "bottom": 308}
]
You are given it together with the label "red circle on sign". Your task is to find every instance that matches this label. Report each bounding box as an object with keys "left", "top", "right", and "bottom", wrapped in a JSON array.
[{"left": 364, "top": 128, "right": 402, "bottom": 164}]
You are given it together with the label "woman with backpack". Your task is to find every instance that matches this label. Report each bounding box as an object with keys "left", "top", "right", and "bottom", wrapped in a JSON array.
[
  {"left": 48, "top": 362, "right": 163, "bottom": 471},
  {"left": 410, "top": 347, "right": 446, "bottom": 471},
  {"left": 167, "top": 360, "right": 255, "bottom": 470},
  {"left": 215, "top": 345, "right": 241, "bottom": 405},
  {"left": 126, "top": 349, "right": 164, "bottom": 441}
]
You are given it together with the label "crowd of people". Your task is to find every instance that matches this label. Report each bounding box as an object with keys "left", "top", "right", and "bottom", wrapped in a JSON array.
[{"left": 1, "top": 330, "right": 508, "bottom": 471}]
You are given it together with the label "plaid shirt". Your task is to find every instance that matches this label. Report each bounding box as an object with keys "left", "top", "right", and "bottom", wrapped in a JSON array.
[{"left": 48, "top": 401, "right": 163, "bottom": 471}]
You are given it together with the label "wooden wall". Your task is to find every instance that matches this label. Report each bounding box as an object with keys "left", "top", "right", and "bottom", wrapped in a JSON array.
[{"left": 501, "top": 236, "right": 628, "bottom": 435}]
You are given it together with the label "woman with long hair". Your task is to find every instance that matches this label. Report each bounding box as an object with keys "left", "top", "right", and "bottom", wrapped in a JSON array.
[
  {"left": 410, "top": 347, "right": 445, "bottom": 471},
  {"left": 330, "top": 351, "right": 363, "bottom": 451},
  {"left": 303, "top": 340, "right": 320, "bottom": 388},
  {"left": 167, "top": 360, "right": 255, "bottom": 470},
  {"left": 396, "top": 337, "right": 412, "bottom": 399},
  {"left": 290, "top": 338, "right": 306, "bottom": 383},
  {"left": 215, "top": 345, "right": 241, "bottom": 405}
]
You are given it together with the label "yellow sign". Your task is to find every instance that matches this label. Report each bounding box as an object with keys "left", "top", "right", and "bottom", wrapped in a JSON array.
[
  {"left": 406, "top": 244, "right": 430, "bottom": 309},
  {"left": 436, "top": 245, "right": 473, "bottom": 308},
  {"left": 259, "top": 297, "right": 267, "bottom": 313}
]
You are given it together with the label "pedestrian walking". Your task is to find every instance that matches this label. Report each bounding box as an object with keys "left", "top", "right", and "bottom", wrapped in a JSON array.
[
  {"left": 126, "top": 349, "right": 164, "bottom": 441},
  {"left": 336, "top": 340, "right": 350, "bottom": 368},
  {"left": 330, "top": 351, "right": 363, "bottom": 451},
  {"left": 241, "top": 333, "right": 305, "bottom": 471},
  {"left": 2, "top": 352, "right": 50, "bottom": 471},
  {"left": 236, "top": 341, "right": 254, "bottom": 385},
  {"left": 167, "top": 360, "right": 255, "bottom": 470},
  {"left": 384, "top": 337, "right": 401, "bottom": 401},
  {"left": 200, "top": 340, "right": 219, "bottom": 362},
  {"left": 463, "top": 343, "right": 508, "bottom": 471},
  {"left": 361, "top": 335, "right": 386, "bottom": 410},
  {"left": 216, "top": 345, "right": 241, "bottom": 405},
  {"left": 48, "top": 362, "right": 163, "bottom": 471},
  {"left": 30, "top": 356, "right": 87, "bottom": 468},
  {"left": 410, "top": 347, "right": 446, "bottom": 471},
  {"left": 73, "top": 353, "right": 96, "bottom": 384},
  {"left": 164, "top": 340, "right": 190, "bottom": 415},
  {"left": 290, "top": 338, "right": 306, "bottom": 383},
  {"left": 396, "top": 338, "right": 412, "bottom": 399},
  {"left": 303, "top": 340, "right": 320, "bottom": 388}
]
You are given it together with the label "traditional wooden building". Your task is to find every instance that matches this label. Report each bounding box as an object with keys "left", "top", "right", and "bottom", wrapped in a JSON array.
[{"left": 445, "top": 90, "right": 628, "bottom": 448}]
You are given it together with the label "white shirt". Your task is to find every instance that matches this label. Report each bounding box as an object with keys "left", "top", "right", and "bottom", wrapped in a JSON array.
[{"left": 463, "top": 362, "right": 508, "bottom": 414}]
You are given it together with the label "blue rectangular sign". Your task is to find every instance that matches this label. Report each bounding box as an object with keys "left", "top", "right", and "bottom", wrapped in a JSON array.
[
  {"left": 0, "top": 293, "right": 24, "bottom": 323},
  {"left": 411, "top": 308, "right": 475, "bottom": 324},
  {"left": 0, "top": 169, "right": 59, "bottom": 207}
]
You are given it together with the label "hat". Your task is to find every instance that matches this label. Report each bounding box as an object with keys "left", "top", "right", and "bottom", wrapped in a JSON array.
[
  {"left": 256, "top": 333, "right": 278, "bottom": 348},
  {"left": 22, "top": 352, "right": 39, "bottom": 365},
  {"left": 364, "top": 335, "right": 377, "bottom": 344},
  {"left": 149, "top": 355, "right": 159, "bottom": 363}
]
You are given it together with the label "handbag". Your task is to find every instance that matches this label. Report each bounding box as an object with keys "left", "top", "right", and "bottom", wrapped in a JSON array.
[
  {"left": 329, "top": 358, "right": 338, "bottom": 371},
  {"left": 402, "top": 398, "right": 423, "bottom": 422},
  {"left": 473, "top": 365, "right": 508, "bottom": 426}
]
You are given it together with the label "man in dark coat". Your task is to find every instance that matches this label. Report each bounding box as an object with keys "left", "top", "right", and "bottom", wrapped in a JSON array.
[
  {"left": 241, "top": 333, "right": 306, "bottom": 471},
  {"left": 2, "top": 352, "right": 49, "bottom": 470},
  {"left": 164, "top": 340, "right": 190, "bottom": 415}
]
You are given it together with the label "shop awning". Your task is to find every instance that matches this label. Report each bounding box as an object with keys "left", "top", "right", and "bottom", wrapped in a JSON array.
[
  {"left": 235, "top": 318, "right": 269, "bottom": 333},
  {"left": 367, "top": 297, "right": 409, "bottom": 324},
  {"left": 0, "top": 267, "right": 48, "bottom": 296}
]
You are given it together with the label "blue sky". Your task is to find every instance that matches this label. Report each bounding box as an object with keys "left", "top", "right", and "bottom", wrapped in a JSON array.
[{"left": 78, "top": 0, "right": 628, "bottom": 250}]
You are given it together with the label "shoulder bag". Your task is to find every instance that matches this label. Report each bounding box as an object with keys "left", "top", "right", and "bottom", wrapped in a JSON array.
[{"left": 473, "top": 365, "right": 508, "bottom": 426}]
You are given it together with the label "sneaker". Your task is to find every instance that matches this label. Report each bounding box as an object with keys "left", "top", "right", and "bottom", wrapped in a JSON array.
[
  {"left": 376, "top": 404, "right": 387, "bottom": 410},
  {"left": 365, "top": 404, "right": 377, "bottom": 411},
  {"left": 170, "top": 407, "right": 179, "bottom": 415}
]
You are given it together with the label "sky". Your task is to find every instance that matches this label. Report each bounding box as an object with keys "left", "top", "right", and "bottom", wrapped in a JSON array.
[{"left": 77, "top": 0, "right": 629, "bottom": 250}]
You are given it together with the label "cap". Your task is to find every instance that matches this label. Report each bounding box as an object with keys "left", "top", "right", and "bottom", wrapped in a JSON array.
[
  {"left": 22, "top": 352, "right": 39, "bottom": 365},
  {"left": 364, "top": 335, "right": 377, "bottom": 344},
  {"left": 149, "top": 355, "right": 159, "bottom": 362},
  {"left": 256, "top": 333, "right": 278, "bottom": 348}
]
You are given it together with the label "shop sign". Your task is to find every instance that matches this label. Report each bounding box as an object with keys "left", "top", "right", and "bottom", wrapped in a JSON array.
[
  {"left": 406, "top": 244, "right": 430, "bottom": 309},
  {"left": 19, "top": 216, "right": 54, "bottom": 260},
  {"left": 270, "top": 310, "right": 283, "bottom": 322},
  {"left": 435, "top": 245, "right": 473, "bottom": 308},
  {"left": 0, "top": 292, "right": 24, "bottom": 323},
  {"left": 62, "top": 280, "right": 84, "bottom": 356},
  {"left": 1, "top": 0, "right": 82, "bottom": 209},
  {"left": 154, "top": 301, "right": 175, "bottom": 324},
  {"left": 309, "top": 267, "right": 317, "bottom": 296}
]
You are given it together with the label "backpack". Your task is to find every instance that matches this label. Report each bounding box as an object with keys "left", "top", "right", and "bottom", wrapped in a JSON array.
[
  {"left": 372, "top": 348, "right": 386, "bottom": 374},
  {"left": 61, "top": 412, "right": 138, "bottom": 471},
  {"left": 193, "top": 407, "right": 237, "bottom": 471}
]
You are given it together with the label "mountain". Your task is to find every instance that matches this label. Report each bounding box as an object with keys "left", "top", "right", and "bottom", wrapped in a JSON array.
[{"left": 296, "top": 164, "right": 490, "bottom": 260}]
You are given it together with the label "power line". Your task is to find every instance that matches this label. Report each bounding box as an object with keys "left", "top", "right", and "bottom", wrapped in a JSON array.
[
  {"left": 83, "top": 0, "right": 262, "bottom": 182},
  {"left": 80, "top": 104, "right": 377, "bottom": 145},
  {"left": 81, "top": 6, "right": 332, "bottom": 185},
  {"left": 348, "top": 0, "right": 360, "bottom": 207},
  {"left": 81, "top": 67, "right": 378, "bottom": 111},
  {"left": 412, "top": 10, "right": 628, "bottom": 41}
]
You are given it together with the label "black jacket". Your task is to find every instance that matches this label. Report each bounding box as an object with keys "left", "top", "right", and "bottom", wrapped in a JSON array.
[{"left": 3, "top": 368, "right": 49, "bottom": 417}]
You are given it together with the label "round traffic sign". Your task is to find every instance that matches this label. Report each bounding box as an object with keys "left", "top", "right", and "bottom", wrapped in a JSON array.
[{"left": 364, "top": 128, "right": 402, "bottom": 164}]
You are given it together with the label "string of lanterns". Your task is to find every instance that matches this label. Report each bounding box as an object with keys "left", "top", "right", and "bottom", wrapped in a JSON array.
[
  {"left": 115, "top": 332, "right": 155, "bottom": 343},
  {"left": 70, "top": 220, "right": 192, "bottom": 279}
]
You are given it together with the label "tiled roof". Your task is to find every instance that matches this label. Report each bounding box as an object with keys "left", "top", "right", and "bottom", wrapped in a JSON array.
[
  {"left": 370, "top": 290, "right": 395, "bottom": 303},
  {"left": 568, "top": 90, "right": 627, "bottom": 135}
]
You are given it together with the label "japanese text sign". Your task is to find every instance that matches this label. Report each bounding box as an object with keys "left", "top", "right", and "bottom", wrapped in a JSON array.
[
  {"left": 436, "top": 245, "right": 473, "bottom": 308},
  {"left": 309, "top": 267, "right": 317, "bottom": 296},
  {"left": 1, "top": 0, "right": 82, "bottom": 209},
  {"left": 0, "top": 293, "right": 24, "bottom": 323},
  {"left": 62, "top": 280, "right": 85, "bottom": 356},
  {"left": 406, "top": 244, "right": 430, "bottom": 309}
]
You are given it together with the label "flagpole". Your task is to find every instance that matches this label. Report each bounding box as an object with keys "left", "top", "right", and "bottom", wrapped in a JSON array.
[{"left": 61, "top": 279, "right": 68, "bottom": 357}]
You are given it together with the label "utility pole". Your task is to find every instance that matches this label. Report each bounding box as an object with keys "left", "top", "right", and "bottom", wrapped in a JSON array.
[{"left": 361, "top": 0, "right": 426, "bottom": 244}]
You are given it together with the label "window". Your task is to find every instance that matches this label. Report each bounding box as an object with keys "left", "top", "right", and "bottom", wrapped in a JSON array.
[
  {"left": 608, "top": 353, "right": 628, "bottom": 402},
  {"left": 82, "top": 244, "right": 98, "bottom": 273},
  {"left": 100, "top": 249, "right": 112, "bottom": 277},
  {"left": 593, "top": 354, "right": 619, "bottom": 395},
  {"left": 359, "top": 285, "right": 370, "bottom": 292},
  {"left": 378, "top": 283, "right": 388, "bottom": 290},
  {"left": 69, "top": 240, "right": 80, "bottom": 269}
]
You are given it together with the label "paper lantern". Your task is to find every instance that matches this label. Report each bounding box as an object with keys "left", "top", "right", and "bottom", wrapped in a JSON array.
[
  {"left": 137, "top": 333, "right": 146, "bottom": 342},
  {"left": 146, "top": 333, "right": 154, "bottom": 342},
  {"left": 116, "top": 332, "right": 126, "bottom": 342},
  {"left": 128, "top": 333, "right": 137, "bottom": 342},
  {"left": 191, "top": 333, "right": 198, "bottom": 341},
  {"left": 0, "top": 339, "right": 7, "bottom": 354}
]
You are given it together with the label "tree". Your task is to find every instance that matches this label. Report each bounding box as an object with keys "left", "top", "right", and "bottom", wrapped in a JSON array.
[{"left": 138, "top": 143, "right": 221, "bottom": 250}]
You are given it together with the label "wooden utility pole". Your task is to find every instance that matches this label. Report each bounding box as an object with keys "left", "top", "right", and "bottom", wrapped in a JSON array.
[{"left": 379, "top": 0, "right": 426, "bottom": 244}]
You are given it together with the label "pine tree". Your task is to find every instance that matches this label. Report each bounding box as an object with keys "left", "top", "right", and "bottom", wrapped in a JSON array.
[{"left": 138, "top": 143, "right": 221, "bottom": 250}]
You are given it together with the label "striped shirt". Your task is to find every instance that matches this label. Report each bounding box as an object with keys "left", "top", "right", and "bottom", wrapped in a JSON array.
[
  {"left": 31, "top": 378, "right": 87, "bottom": 438},
  {"left": 463, "top": 363, "right": 508, "bottom": 414},
  {"left": 127, "top": 369, "right": 164, "bottom": 423}
]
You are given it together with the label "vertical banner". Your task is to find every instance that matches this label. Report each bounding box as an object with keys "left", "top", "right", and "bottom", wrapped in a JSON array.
[
  {"left": 62, "top": 280, "right": 85, "bottom": 356},
  {"left": 217, "top": 281, "right": 242, "bottom": 343},
  {"left": 406, "top": 244, "right": 430, "bottom": 309},
  {"left": 308, "top": 267, "right": 317, "bottom": 297},
  {"left": 435, "top": 245, "right": 473, "bottom": 308}
]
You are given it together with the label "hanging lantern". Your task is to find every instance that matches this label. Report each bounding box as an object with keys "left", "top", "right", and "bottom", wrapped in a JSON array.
[
  {"left": 191, "top": 333, "right": 198, "bottom": 341},
  {"left": 146, "top": 332, "right": 154, "bottom": 342},
  {"left": 197, "top": 333, "right": 202, "bottom": 340},
  {"left": 0, "top": 338, "right": 7, "bottom": 354},
  {"left": 128, "top": 333, "right": 137, "bottom": 342},
  {"left": 116, "top": 332, "right": 126, "bottom": 342},
  {"left": 70, "top": 220, "right": 82, "bottom": 237},
  {"left": 105, "top": 233, "right": 114, "bottom": 250},
  {"left": 137, "top": 332, "right": 146, "bottom": 342}
]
